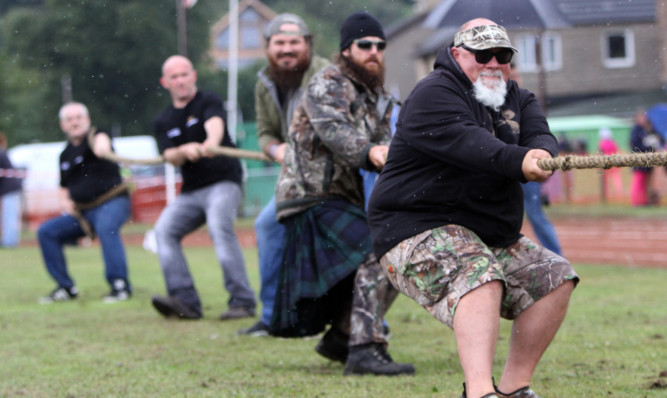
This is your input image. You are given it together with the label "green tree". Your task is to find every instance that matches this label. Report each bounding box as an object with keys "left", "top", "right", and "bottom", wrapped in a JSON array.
[
  {"left": 0, "top": 0, "right": 224, "bottom": 144},
  {"left": 0, "top": 0, "right": 414, "bottom": 145}
]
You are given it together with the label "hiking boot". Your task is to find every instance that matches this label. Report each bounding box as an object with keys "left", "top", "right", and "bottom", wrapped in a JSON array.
[
  {"left": 237, "top": 321, "right": 270, "bottom": 337},
  {"left": 495, "top": 386, "right": 541, "bottom": 398},
  {"left": 219, "top": 306, "right": 255, "bottom": 320},
  {"left": 39, "top": 286, "right": 78, "bottom": 304},
  {"left": 151, "top": 295, "right": 202, "bottom": 320},
  {"left": 103, "top": 279, "right": 131, "bottom": 303},
  {"left": 314, "top": 327, "right": 349, "bottom": 363},
  {"left": 343, "top": 343, "right": 415, "bottom": 376}
]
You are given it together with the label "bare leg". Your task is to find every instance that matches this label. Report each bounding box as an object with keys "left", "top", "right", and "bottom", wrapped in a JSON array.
[
  {"left": 453, "top": 280, "right": 504, "bottom": 398},
  {"left": 497, "top": 280, "right": 575, "bottom": 393}
]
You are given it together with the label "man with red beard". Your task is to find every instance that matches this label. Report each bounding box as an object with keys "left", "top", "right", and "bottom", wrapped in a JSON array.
[
  {"left": 271, "top": 12, "right": 414, "bottom": 376},
  {"left": 238, "top": 14, "right": 329, "bottom": 337},
  {"left": 368, "top": 19, "right": 579, "bottom": 398}
]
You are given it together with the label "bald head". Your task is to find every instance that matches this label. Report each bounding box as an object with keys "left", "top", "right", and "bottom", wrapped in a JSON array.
[
  {"left": 59, "top": 102, "right": 91, "bottom": 141},
  {"left": 160, "top": 55, "right": 198, "bottom": 107},
  {"left": 161, "top": 55, "right": 193, "bottom": 77}
]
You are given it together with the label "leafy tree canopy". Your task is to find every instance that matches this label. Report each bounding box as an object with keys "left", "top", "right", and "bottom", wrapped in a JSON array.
[{"left": 0, "top": 0, "right": 413, "bottom": 145}]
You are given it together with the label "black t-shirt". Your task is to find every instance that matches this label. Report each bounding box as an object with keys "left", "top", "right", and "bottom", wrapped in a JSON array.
[
  {"left": 60, "top": 130, "right": 123, "bottom": 203},
  {"left": 152, "top": 91, "right": 242, "bottom": 192}
]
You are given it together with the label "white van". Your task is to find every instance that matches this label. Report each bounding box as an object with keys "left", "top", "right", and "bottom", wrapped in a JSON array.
[{"left": 8, "top": 135, "right": 161, "bottom": 228}]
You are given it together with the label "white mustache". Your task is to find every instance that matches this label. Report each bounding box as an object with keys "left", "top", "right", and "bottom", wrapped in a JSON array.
[{"left": 479, "top": 71, "right": 503, "bottom": 78}]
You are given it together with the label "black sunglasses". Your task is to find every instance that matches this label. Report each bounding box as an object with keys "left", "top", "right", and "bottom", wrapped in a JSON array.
[
  {"left": 354, "top": 39, "right": 387, "bottom": 51},
  {"left": 459, "top": 45, "right": 514, "bottom": 65}
]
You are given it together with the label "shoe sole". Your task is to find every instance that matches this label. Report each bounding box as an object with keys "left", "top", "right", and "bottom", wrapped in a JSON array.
[
  {"left": 315, "top": 343, "right": 348, "bottom": 364},
  {"left": 151, "top": 299, "right": 201, "bottom": 320},
  {"left": 238, "top": 329, "right": 269, "bottom": 337},
  {"left": 343, "top": 367, "right": 416, "bottom": 376}
]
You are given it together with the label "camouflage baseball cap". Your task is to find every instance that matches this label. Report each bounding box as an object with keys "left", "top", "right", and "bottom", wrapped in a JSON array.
[
  {"left": 265, "top": 13, "right": 310, "bottom": 39},
  {"left": 454, "top": 24, "right": 518, "bottom": 53}
]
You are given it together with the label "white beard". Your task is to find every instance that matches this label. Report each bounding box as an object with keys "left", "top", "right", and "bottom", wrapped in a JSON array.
[{"left": 472, "top": 71, "right": 507, "bottom": 111}]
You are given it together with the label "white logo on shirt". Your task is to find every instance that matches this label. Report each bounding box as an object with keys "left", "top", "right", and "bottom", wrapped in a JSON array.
[
  {"left": 186, "top": 117, "right": 199, "bottom": 128},
  {"left": 167, "top": 128, "right": 181, "bottom": 139},
  {"left": 61, "top": 161, "right": 70, "bottom": 171},
  {"left": 74, "top": 155, "right": 84, "bottom": 164}
]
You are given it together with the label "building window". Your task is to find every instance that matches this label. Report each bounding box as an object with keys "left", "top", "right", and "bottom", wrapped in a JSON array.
[
  {"left": 541, "top": 33, "right": 562, "bottom": 71},
  {"left": 239, "top": 8, "right": 262, "bottom": 49},
  {"left": 602, "top": 30, "right": 635, "bottom": 68},
  {"left": 514, "top": 33, "right": 562, "bottom": 72},
  {"left": 215, "top": 8, "right": 263, "bottom": 51},
  {"left": 216, "top": 30, "right": 229, "bottom": 50},
  {"left": 515, "top": 34, "right": 537, "bottom": 72}
]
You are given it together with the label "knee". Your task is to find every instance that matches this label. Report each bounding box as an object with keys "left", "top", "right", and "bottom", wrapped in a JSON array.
[
  {"left": 37, "top": 224, "right": 50, "bottom": 242},
  {"left": 37, "top": 222, "right": 58, "bottom": 242}
]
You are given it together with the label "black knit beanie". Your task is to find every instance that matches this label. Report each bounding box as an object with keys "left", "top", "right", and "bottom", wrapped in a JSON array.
[{"left": 339, "top": 12, "right": 385, "bottom": 51}]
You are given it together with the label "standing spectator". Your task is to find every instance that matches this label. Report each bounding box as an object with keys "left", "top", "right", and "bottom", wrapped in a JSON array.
[
  {"left": 0, "top": 133, "right": 23, "bottom": 248},
  {"left": 368, "top": 19, "right": 578, "bottom": 397},
  {"left": 597, "top": 127, "right": 624, "bottom": 200},
  {"left": 272, "top": 12, "right": 414, "bottom": 376},
  {"left": 238, "top": 13, "right": 330, "bottom": 336},
  {"left": 630, "top": 109, "right": 663, "bottom": 206},
  {"left": 510, "top": 65, "right": 562, "bottom": 255},
  {"left": 150, "top": 55, "right": 256, "bottom": 321},
  {"left": 38, "top": 102, "right": 132, "bottom": 303},
  {"left": 522, "top": 181, "right": 562, "bottom": 255}
]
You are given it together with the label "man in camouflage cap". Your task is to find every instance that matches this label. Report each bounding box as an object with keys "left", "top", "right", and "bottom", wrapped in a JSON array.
[
  {"left": 237, "top": 12, "right": 330, "bottom": 337},
  {"left": 271, "top": 11, "right": 414, "bottom": 376},
  {"left": 368, "top": 18, "right": 579, "bottom": 398}
]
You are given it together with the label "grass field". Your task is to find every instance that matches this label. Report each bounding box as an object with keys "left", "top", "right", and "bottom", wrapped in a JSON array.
[{"left": 1, "top": 237, "right": 666, "bottom": 397}]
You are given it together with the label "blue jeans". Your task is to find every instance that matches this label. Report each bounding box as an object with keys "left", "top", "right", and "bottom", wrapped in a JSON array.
[
  {"left": 254, "top": 195, "right": 285, "bottom": 325},
  {"left": 154, "top": 180, "right": 255, "bottom": 312},
  {"left": 37, "top": 195, "right": 131, "bottom": 289},
  {"left": 522, "top": 181, "right": 562, "bottom": 255},
  {"left": 1, "top": 191, "right": 22, "bottom": 247}
]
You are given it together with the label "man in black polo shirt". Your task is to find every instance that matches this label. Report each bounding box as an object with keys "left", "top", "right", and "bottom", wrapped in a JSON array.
[
  {"left": 150, "top": 55, "right": 256, "bottom": 321},
  {"left": 38, "top": 102, "right": 132, "bottom": 304}
]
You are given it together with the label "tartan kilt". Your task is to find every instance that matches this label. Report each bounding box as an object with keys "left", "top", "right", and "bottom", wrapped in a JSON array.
[{"left": 269, "top": 198, "right": 372, "bottom": 337}]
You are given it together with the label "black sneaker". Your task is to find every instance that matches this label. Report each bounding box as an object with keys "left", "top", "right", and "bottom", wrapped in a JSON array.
[
  {"left": 39, "top": 286, "right": 78, "bottom": 304},
  {"left": 219, "top": 306, "right": 255, "bottom": 320},
  {"left": 103, "top": 279, "right": 131, "bottom": 303},
  {"left": 495, "top": 385, "right": 541, "bottom": 398},
  {"left": 151, "top": 295, "right": 202, "bottom": 320},
  {"left": 237, "top": 321, "right": 270, "bottom": 337},
  {"left": 315, "top": 327, "right": 349, "bottom": 363},
  {"left": 461, "top": 383, "right": 504, "bottom": 398},
  {"left": 461, "top": 382, "right": 501, "bottom": 398},
  {"left": 343, "top": 343, "right": 415, "bottom": 376}
]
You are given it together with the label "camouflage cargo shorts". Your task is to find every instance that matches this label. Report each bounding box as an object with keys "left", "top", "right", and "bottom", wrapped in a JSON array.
[{"left": 379, "top": 225, "right": 579, "bottom": 328}]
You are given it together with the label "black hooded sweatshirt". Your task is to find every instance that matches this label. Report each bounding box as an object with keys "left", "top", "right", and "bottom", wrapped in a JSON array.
[{"left": 368, "top": 45, "right": 558, "bottom": 258}]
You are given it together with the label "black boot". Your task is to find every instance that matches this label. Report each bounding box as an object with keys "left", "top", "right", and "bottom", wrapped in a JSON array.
[
  {"left": 343, "top": 343, "right": 415, "bottom": 376},
  {"left": 314, "top": 327, "right": 349, "bottom": 363}
]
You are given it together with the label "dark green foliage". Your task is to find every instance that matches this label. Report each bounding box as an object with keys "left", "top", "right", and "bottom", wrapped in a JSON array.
[{"left": 0, "top": 0, "right": 412, "bottom": 144}]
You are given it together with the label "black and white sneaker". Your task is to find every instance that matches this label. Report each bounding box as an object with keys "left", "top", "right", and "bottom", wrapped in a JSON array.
[
  {"left": 39, "top": 286, "right": 78, "bottom": 304},
  {"left": 103, "top": 279, "right": 131, "bottom": 303}
]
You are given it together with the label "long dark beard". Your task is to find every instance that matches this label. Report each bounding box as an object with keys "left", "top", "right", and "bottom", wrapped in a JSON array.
[
  {"left": 268, "top": 56, "right": 310, "bottom": 93},
  {"left": 339, "top": 54, "right": 385, "bottom": 90}
]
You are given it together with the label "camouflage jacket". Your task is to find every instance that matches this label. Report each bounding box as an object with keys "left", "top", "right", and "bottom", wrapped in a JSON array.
[
  {"left": 275, "top": 60, "right": 395, "bottom": 220},
  {"left": 255, "top": 55, "right": 330, "bottom": 155}
]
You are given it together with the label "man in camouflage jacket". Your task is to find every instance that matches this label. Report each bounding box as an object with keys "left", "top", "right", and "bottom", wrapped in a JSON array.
[
  {"left": 272, "top": 12, "right": 414, "bottom": 377},
  {"left": 238, "top": 13, "right": 330, "bottom": 337}
]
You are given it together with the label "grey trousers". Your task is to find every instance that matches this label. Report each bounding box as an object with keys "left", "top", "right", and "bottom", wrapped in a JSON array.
[{"left": 154, "top": 180, "right": 256, "bottom": 312}]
